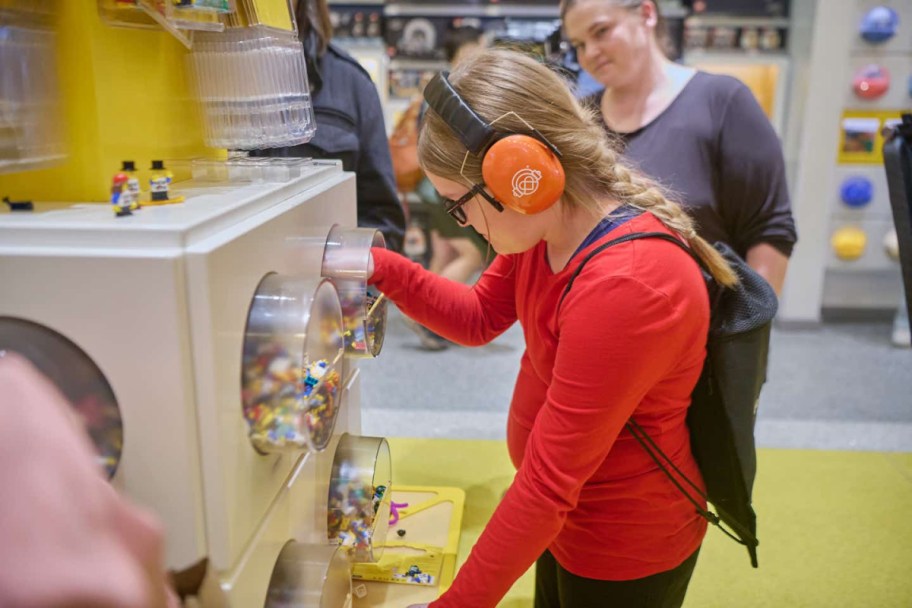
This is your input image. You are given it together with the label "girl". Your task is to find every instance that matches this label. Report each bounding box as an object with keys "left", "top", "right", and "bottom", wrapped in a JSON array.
[{"left": 371, "top": 49, "right": 736, "bottom": 608}]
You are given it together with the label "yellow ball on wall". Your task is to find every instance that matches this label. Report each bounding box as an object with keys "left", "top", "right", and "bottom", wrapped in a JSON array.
[{"left": 831, "top": 226, "right": 868, "bottom": 261}]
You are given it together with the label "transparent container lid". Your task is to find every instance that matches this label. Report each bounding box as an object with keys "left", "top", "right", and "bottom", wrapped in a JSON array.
[
  {"left": 0, "top": 317, "right": 123, "bottom": 479},
  {"left": 265, "top": 542, "right": 352, "bottom": 608},
  {"left": 241, "top": 275, "right": 344, "bottom": 454},
  {"left": 327, "top": 434, "right": 392, "bottom": 563},
  {"left": 191, "top": 155, "right": 313, "bottom": 183},
  {"left": 321, "top": 225, "right": 388, "bottom": 358}
]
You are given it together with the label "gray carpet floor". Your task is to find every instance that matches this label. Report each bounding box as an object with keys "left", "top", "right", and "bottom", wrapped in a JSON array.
[{"left": 360, "top": 306, "right": 912, "bottom": 452}]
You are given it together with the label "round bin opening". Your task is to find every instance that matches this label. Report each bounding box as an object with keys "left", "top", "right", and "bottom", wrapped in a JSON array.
[
  {"left": 327, "top": 434, "right": 392, "bottom": 563},
  {"left": 241, "top": 274, "right": 344, "bottom": 454},
  {"left": 265, "top": 541, "right": 351, "bottom": 608},
  {"left": 321, "top": 225, "right": 388, "bottom": 358},
  {"left": 0, "top": 317, "right": 123, "bottom": 479}
]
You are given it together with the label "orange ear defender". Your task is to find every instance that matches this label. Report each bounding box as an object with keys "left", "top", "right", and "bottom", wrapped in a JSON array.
[{"left": 423, "top": 72, "right": 566, "bottom": 215}]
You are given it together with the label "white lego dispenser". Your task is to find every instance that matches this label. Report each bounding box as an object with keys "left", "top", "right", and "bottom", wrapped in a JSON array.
[{"left": 0, "top": 162, "right": 363, "bottom": 607}]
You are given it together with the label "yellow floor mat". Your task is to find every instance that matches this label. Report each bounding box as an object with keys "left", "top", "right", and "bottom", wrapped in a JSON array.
[{"left": 388, "top": 438, "right": 912, "bottom": 608}]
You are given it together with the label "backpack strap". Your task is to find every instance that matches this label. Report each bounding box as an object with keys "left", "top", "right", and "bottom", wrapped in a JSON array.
[
  {"left": 558, "top": 230, "right": 755, "bottom": 549},
  {"left": 558, "top": 231, "right": 700, "bottom": 312}
]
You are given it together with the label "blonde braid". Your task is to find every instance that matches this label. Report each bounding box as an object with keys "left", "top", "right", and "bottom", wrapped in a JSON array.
[{"left": 607, "top": 159, "right": 739, "bottom": 287}]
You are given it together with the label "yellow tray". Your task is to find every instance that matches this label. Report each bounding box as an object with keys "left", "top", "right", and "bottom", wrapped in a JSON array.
[{"left": 351, "top": 485, "right": 465, "bottom": 607}]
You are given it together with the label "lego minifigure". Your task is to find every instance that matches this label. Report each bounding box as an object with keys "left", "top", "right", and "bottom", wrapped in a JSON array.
[
  {"left": 146, "top": 159, "right": 184, "bottom": 206},
  {"left": 110, "top": 173, "right": 135, "bottom": 217},
  {"left": 121, "top": 161, "right": 142, "bottom": 210}
]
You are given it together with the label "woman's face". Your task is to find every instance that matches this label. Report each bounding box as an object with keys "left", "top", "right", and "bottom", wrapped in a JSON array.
[
  {"left": 426, "top": 172, "right": 549, "bottom": 255},
  {"left": 563, "top": 0, "right": 657, "bottom": 89}
]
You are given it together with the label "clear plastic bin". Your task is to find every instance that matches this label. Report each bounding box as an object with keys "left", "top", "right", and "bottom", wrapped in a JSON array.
[
  {"left": 0, "top": 317, "right": 123, "bottom": 479},
  {"left": 190, "top": 155, "right": 312, "bottom": 183},
  {"left": 241, "top": 275, "right": 344, "bottom": 454},
  {"left": 0, "top": 10, "right": 66, "bottom": 174},
  {"left": 187, "top": 25, "right": 316, "bottom": 150},
  {"left": 327, "top": 434, "right": 392, "bottom": 563},
  {"left": 321, "top": 225, "right": 388, "bottom": 358},
  {"left": 265, "top": 542, "right": 352, "bottom": 608}
]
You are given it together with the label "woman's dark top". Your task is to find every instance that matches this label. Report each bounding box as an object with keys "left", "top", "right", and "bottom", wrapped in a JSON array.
[{"left": 586, "top": 71, "right": 797, "bottom": 258}]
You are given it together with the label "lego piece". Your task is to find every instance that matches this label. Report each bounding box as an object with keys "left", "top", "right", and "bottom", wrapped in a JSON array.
[{"left": 3, "top": 196, "right": 33, "bottom": 211}]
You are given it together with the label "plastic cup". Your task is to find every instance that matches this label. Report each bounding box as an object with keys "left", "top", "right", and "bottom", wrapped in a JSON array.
[
  {"left": 265, "top": 542, "right": 352, "bottom": 608},
  {"left": 321, "top": 225, "right": 388, "bottom": 358},
  {"left": 241, "top": 275, "right": 344, "bottom": 454},
  {"left": 327, "top": 434, "right": 392, "bottom": 562}
]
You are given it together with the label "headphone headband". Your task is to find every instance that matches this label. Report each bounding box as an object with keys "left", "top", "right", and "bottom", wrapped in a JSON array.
[{"left": 424, "top": 72, "right": 497, "bottom": 155}]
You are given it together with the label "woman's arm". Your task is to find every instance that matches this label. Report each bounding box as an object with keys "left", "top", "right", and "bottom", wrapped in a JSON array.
[
  {"left": 369, "top": 247, "right": 517, "bottom": 346},
  {"left": 747, "top": 241, "right": 789, "bottom": 295}
]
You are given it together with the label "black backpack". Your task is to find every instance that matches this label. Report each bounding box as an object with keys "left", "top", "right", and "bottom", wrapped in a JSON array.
[{"left": 560, "top": 231, "right": 778, "bottom": 568}]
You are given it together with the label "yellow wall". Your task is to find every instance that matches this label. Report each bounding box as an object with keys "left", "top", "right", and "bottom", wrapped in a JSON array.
[{"left": 0, "top": 2, "right": 208, "bottom": 203}]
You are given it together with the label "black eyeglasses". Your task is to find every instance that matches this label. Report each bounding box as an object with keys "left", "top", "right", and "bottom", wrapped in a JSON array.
[{"left": 442, "top": 184, "right": 504, "bottom": 225}]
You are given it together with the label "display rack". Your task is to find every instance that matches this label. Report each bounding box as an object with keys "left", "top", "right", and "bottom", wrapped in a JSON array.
[{"left": 780, "top": 0, "right": 911, "bottom": 323}]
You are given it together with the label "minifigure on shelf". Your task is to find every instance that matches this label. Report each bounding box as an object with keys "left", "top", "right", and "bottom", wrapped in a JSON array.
[
  {"left": 121, "top": 161, "right": 143, "bottom": 210},
  {"left": 146, "top": 159, "right": 184, "bottom": 206},
  {"left": 110, "top": 173, "right": 136, "bottom": 217}
]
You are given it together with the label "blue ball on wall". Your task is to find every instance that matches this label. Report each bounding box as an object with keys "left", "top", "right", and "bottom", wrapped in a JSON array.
[
  {"left": 840, "top": 176, "right": 874, "bottom": 208},
  {"left": 859, "top": 6, "right": 899, "bottom": 43}
]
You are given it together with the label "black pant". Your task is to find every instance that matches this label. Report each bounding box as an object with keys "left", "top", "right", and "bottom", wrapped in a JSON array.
[{"left": 534, "top": 548, "right": 700, "bottom": 608}]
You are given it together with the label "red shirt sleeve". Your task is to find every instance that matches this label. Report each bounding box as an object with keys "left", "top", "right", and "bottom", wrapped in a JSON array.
[
  {"left": 430, "top": 275, "right": 697, "bottom": 608},
  {"left": 369, "top": 247, "right": 517, "bottom": 346}
]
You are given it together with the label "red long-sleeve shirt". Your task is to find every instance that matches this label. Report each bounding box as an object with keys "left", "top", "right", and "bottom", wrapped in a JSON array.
[{"left": 370, "top": 212, "right": 709, "bottom": 607}]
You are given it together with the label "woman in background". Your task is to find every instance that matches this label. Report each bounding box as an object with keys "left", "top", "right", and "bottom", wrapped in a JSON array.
[
  {"left": 257, "top": 0, "right": 407, "bottom": 252},
  {"left": 562, "top": 0, "right": 797, "bottom": 293}
]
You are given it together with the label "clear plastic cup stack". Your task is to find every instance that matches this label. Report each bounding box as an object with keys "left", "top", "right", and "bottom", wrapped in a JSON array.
[
  {"left": 321, "top": 226, "right": 388, "bottom": 358},
  {"left": 0, "top": 9, "right": 65, "bottom": 174},
  {"left": 187, "top": 25, "right": 316, "bottom": 150},
  {"left": 241, "top": 275, "right": 344, "bottom": 454}
]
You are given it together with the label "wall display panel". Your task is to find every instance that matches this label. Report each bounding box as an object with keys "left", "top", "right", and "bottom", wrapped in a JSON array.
[{"left": 818, "top": 0, "right": 911, "bottom": 312}]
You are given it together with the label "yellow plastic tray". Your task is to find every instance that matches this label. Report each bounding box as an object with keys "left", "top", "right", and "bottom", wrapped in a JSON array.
[{"left": 351, "top": 485, "right": 465, "bottom": 607}]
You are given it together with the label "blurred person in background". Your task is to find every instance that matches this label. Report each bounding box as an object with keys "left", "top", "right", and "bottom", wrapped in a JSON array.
[
  {"left": 561, "top": 0, "right": 796, "bottom": 294},
  {"left": 255, "top": 0, "right": 407, "bottom": 252},
  {"left": 391, "top": 25, "right": 490, "bottom": 351}
]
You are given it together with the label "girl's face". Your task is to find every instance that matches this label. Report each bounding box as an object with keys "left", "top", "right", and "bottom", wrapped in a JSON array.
[
  {"left": 563, "top": 0, "right": 657, "bottom": 89},
  {"left": 426, "top": 172, "right": 551, "bottom": 255}
]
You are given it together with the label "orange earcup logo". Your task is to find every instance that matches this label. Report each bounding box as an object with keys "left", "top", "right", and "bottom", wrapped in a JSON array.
[{"left": 511, "top": 167, "right": 543, "bottom": 198}]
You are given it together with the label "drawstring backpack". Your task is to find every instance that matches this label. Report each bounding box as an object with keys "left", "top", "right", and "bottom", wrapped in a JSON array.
[{"left": 559, "top": 231, "right": 778, "bottom": 568}]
